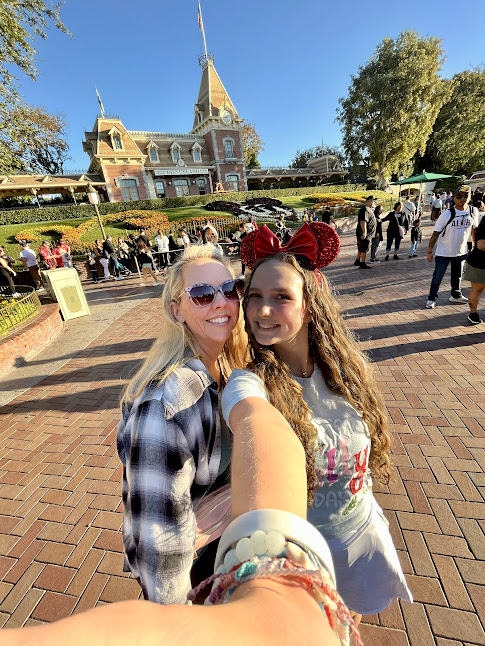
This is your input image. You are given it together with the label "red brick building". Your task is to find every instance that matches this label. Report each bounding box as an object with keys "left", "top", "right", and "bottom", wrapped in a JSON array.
[{"left": 82, "top": 55, "right": 247, "bottom": 202}]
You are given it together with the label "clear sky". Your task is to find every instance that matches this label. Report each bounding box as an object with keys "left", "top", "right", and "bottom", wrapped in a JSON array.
[{"left": 16, "top": 0, "right": 485, "bottom": 171}]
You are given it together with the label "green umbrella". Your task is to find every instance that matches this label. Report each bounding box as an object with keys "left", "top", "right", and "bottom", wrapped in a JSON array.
[{"left": 390, "top": 171, "right": 457, "bottom": 210}]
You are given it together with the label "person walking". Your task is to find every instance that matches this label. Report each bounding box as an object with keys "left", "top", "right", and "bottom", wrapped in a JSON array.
[
  {"left": 382, "top": 202, "right": 408, "bottom": 260},
  {"left": 463, "top": 214, "right": 485, "bottom": 324},
  {"left": 0, "top": 254, "right": 17, "bottom": 295},
  {"left": 320, "top": 207, "right": 337, "bottom": 227},
  {"left": 369, "top": 205, "right": 384, "bottom": 263},
  {"left": 431, "top": 194, "right": 443, "bottom": 223},
  {"left": 426, "top": 185, "right": 479, "bottom": 309},
  {"left": 103, "top": 235, "right": 124, "bottom": 281},
  {"left": 137, "top": 240, "right": 160, "bottom": 285},
  {"left": 18, "top": 241, "right": 43, "bottom": 290},
  {"left": 353, "top": 196, "right": 376, "bottom": 269},
  {"left": 409, "top": 219, "right": 422, "bottom": 258},
  {"left": 402, "top": 196, "right": 416, "bottom": 227}
]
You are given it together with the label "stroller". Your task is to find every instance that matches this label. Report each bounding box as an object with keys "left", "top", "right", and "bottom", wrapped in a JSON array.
[{"left": 115, "top": 257, "right": 131, "bottom": 276}]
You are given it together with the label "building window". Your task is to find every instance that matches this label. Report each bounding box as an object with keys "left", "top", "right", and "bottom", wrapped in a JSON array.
[
  {"left": 155, "top": 181, "right": 165, "bottom": 198},
  {"left": 113, "top": 135, "right": 122, "bottom": 150},
  {"left": 173, "top": 178, "right": 189, "bottom": 197},
  {"left": 170, "top": 143, "right": 181, "bottom": 164},
  {"left": 118, "top": 178, "right": 139, "bottom": 201},
  {"left": 197, "top": 178, "right": 206, "bottom": 195},
  {"left": 226, "top": 174, "right": 239, "bottom": 192},
  {"left": 224, "top": 139, "right": 234, "bottom": 158},
  {"left": 193, "top": 148, "right": 201, "bottom": 162},
  {"left": 149, "top": 148, "right": 158, "bottom": 163}
]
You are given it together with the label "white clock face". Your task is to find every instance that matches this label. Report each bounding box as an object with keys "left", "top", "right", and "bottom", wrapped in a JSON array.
[{"left": 222, "top": 110, "right": 232, "bottom": 124}]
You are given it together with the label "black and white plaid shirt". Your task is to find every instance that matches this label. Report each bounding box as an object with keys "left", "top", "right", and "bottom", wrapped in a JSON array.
[{"left": 117, "top": 356, "right": 222, "bottom": 604}]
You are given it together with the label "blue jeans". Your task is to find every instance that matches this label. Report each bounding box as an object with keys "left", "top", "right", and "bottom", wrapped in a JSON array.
[
  {"left": 428, "top": 255, "right": 467, "bottom": 302},
  {"left": 409, "top": 241, "right": 419, "bottom": 256}
]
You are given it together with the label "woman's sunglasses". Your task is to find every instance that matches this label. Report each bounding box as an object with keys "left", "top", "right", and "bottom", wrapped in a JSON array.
[
  {"left": 455, "top": 193, "right": 469, "bottom": 199},
  {"left": 180, "top": 279, "right": 245, "bottom": 307}
]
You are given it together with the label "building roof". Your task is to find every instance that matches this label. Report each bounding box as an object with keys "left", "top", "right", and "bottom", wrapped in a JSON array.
[
  {"left": 0, "top": 174, "right": 105, "bottom": 197},
  {"left": 191, "top": 58, "right": 239, "bottom": 131},
  {"left": 83, "top": 118, "right": 145, "bottom": 159},
  {"left": 246, "top": 165, "right": 346, "bottom": 179}
]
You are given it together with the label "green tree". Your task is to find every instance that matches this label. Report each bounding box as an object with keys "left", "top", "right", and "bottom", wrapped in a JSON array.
[
  {"left": 337, "top": 30, "right": 450, "bottom": 189},
  {"left": 290, "top": 144, "right": 347, "bottom": 169},
  {"left": 0, "top": 0, "right": 71, "bottom": 98},
  {"left": 241, "top": 121, "right": 264, "bottom": 167},
  {"left": 0, "top": 103, "right": 70, "bottom": 174},
  {"left": 424, "top": 68, "right": 485, "bottom": 176}
]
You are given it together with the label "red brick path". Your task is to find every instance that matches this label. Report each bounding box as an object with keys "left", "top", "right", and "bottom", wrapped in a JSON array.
[{"left": 0, "top": 220, "right": 484, "bottom": 644}]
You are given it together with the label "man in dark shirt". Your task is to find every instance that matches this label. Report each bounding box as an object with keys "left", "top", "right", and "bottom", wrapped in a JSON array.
[
  {"left": 354, "top": 196, "right": 377, "bottom": 269},
  {"left": 321, "top": 208, "right": 337, "bottom": 227},
  {"left": 103, "top": 235, "right": 123, "bottom": 281},
  {"left": 138, "top": 229, "right": 151, "bottom": 247}
]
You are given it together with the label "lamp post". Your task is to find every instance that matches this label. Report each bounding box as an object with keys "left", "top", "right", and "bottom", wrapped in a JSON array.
[{"left": 86, "top": 184, "right": 106, "bottom": 239}]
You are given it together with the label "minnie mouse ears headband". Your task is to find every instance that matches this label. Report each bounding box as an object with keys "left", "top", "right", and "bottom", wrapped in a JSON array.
[{"left": 240, "top": 222, "right": 340, "bottom": 271}]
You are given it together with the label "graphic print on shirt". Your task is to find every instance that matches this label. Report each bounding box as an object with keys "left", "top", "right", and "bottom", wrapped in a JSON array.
[
  {"left": 314, "top": 435, "right": 369, "bottom": 513},
  {"left": 450, "top": 215, "right": 473, "bottom": 230}
]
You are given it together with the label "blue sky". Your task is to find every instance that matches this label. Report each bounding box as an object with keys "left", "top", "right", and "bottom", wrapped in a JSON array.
[{"left": 16, "top": 0, "right": 485, "bottom": 171}]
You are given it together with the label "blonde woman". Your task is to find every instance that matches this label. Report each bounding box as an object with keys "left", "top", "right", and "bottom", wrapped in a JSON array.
[
  {"left": 117, "top": 245, "right": 247, "bottom": 604},
  {"left": 136, "top": 240, "right": 160, "bottom": 285}
]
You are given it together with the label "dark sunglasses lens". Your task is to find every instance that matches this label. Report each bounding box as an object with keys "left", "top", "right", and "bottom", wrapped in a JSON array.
[
  {"left": 456, "top": 193, "right": 467, "bottom": 198},
  {"left": 222, "top": 279, "right": 244, "bottom": 301},
  {"left": 188, "top": 284, "right": 215, "bottom": 306}
]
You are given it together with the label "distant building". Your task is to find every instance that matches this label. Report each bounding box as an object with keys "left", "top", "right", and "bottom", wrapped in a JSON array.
[{"left": 467, "top": 170, "right": 485, "bottom": 191}]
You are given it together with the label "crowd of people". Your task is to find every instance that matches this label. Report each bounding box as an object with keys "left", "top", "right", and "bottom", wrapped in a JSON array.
[{"left": 352, "top": 186, "right": 485, "bottom": 324}]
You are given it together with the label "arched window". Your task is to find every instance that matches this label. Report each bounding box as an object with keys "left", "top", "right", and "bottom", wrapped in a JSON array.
[
  {"left": 223, "top": 139, "right": 234, "bottom": 159},
  {"left": 226, "top": 174, "right": 239, "bottom": 192}
]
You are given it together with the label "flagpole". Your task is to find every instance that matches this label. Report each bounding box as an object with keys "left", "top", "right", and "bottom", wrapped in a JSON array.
[
  {"left": 198, "top": 1, "right": 208, "bottom": 59},
  {"left": 95, "top": 85, "right": 105, "bottom": 118}
]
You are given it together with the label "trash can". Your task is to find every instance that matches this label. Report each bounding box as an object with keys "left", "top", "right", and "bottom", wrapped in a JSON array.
[{"left": 41, "top": 268, "right": 90, "bottom": 320}]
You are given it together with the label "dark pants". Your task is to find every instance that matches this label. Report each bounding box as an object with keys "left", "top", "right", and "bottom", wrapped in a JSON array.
[
  {"left": 89, "top": 266, "right": 99, "bottom": 283},
  {"left": 119, "top": 256, "right": 131, "bottom": 271},
  {"left": 386, "top": 232, "right": 402, "bottom": 253},
  {"left": 370, "top": 237, "right": 381, "bottom": 261},
  {"left": 157, "top": 251, "right": 170, "bottom": 268},
  {"left": 0, "top": 268, "right": 15, "bottom": 292},
  {"left": 428, "top": 255, "right": 467, "bottom": 302},
  {"left": 108, "top": 254, "right": 120, "bottom": 278}
]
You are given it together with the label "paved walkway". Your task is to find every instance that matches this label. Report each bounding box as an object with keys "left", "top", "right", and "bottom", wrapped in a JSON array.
[{"left": 0, "top": 220, "right": 484, "bottom": 644}]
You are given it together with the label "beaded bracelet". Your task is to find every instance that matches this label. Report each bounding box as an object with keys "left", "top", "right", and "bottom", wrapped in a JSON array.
[{"left": 188, "top": 529, "right": 363, "bottom": 646}]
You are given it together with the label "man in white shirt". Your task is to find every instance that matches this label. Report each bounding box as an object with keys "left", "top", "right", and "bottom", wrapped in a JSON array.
[
  {"left": 431, "top": 195, "right": 443, "bottom": 222},
  {"left": 18, "top": 241, "right": 43, "bottom": 290},
  {"left": 403, "top": 198, "right": 416, "bottom": 226},
  {"left": 154, "top": 229, "right": 170, "bottom": 269},
  {"left": 425, "top": 185, "right": 478, "bottom": 309}
]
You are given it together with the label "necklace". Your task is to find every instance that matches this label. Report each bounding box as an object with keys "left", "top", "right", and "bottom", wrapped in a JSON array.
[{"left": 301, "top": 358, "right": 313, "bottom": 378}]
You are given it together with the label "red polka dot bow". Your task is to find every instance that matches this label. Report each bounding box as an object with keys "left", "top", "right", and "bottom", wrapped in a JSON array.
[{"left": 240, "top": 222, "right": 340, "bottom": 270}]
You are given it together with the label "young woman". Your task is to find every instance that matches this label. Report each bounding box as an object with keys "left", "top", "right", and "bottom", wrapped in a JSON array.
[
  {"left": 117, "top": 245, "right": 247, "bottom": 604},
  {"left": 58, "top": 238, "right": 73, "bottom": 268},
  {"left": 136, "top": 240, "right": 160, "bottom": 285},
  {"left": 382, "top": 202, "right": 408, "bottom": 260},
  {"left": 221, "top": 223, "right": 412, "bottom": 622}
]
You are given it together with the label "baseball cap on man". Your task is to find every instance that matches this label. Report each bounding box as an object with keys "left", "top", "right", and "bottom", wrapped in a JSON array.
[{"left": 454, "top": 185, "right": 471, "bottom": 195}]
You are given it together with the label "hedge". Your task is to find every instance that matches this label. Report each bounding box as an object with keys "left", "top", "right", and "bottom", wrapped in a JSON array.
[{"left": 0, "top": 184, "right": 366, "bottom": 226}]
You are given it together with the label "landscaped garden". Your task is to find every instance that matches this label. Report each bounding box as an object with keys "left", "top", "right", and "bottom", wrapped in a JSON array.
[{"left": 0, "top": 189, "right": 394, "bottom": 268}]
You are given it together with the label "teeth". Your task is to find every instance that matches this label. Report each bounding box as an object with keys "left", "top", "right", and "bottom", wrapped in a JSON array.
[
  {"left": 209, "top": 317, "right": 229, "bottom": 323},
  {"left": 258, "top": 323, "right": 278, "bottom": 329}
]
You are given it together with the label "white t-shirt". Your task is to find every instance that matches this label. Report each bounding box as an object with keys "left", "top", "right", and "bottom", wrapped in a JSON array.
[
  {"left": 19, "top": 247, "right": 38, "bottom": 267},
  {"left": 403, "top": 200, "right": 416, "bottom": 219},
  {"left": 221, "top": 366, "right": 373, "bottom": 539},
  {"left": 155, "top": 235, "right": 169, "bottom": 252},
  {"left": 434, "top": 206, "right": 479, "bottom": 257},
  {"left": 177, "top": 235, "right": 190, "bottom": 248},
  {"left": 433, "top": 198, "right": 443, "bottom": 209}
]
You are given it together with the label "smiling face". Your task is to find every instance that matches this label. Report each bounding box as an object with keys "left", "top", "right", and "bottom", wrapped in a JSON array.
[
  {"left": 245, "top": 260, "right": 310, "bottom": 353},
  {"left": 170, "top": 258, "right": 240, "bottom": 355}
]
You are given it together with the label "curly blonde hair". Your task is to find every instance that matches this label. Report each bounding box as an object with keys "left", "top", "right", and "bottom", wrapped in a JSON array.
[{"left": 244, "top": 253, "right": 392, "bottom": 506}]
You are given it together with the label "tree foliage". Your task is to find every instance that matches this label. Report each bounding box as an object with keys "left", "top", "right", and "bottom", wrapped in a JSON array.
[
  {"left": 241, "top": 121, "right": 264, "bottom": 167},
  {"left": 290, "top": 144, "right": 347, "bottom": 169},
  {"left": 424, "top": 68, "right": 485, "bottom": 176},
  {"left": 0, "top": 0, "right": 71, "bottom": 98},
  {"left": 0, "top": 104, "right": 70, "bottom": 174},
  {"left": 337, "top": 30, "right": 450, "bottom": 189}
]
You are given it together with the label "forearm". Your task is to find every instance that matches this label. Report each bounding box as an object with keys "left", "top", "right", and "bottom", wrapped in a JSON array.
[{"left": 428, "top": 232, "right": 440, "bottom": 251}]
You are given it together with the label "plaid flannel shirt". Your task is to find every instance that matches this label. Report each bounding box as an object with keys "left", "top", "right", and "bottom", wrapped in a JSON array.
[{"left": 117, "top": 357, "right": 222, "bottom": 604}]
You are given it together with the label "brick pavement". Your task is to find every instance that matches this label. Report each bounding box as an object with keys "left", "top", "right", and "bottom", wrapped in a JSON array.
[{"left": 0, "top": 218, "right": 484, "bottom": 644}]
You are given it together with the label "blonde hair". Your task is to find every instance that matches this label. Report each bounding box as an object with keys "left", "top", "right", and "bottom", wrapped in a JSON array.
[
  {"left": 121, "top": 245, "right": 247, "bottom": 407},
  {"left": 245, "top": 254, "right": 392, "bottom": 506}
]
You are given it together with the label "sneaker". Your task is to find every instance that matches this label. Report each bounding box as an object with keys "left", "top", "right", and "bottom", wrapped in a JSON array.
[
  {"left": 426, "top": 300, "right": 436, "bottom": 309},
  {"left": 359, "top": 263, "right": 372, "bottom": 269},
  {"left": 449, "top": 295, "right": 468, "bottom": 303},
  {"left": 411, "top": 254, "right": 417, "bottom": 257},
  {"left": 468, "top": 312, "right": 483, "bottom": 324},
  {"left": 409, "top": 255, "right": 413, "bottom": 258},
  {"left": 353, "top": 259, "right": 360, "bottom": 266},
  {"left": 369, "top": 259, "right": 380, "bottom": 263},
  {"left": 394, "top": 254, "right": 400, "bottom": 260},
  {"left": 384, "top": 255, "right": 389, "bottom": 261}
]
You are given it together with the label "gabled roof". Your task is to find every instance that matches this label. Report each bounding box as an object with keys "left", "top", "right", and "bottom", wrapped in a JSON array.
[{"left": 83, "top": 118, "right": 144, "bottom": 159}]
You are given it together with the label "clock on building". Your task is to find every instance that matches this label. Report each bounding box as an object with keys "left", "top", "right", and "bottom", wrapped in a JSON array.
[{"left": 221, "top": 109, "right": 232, "bottom": 125}]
